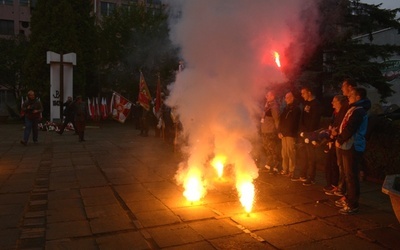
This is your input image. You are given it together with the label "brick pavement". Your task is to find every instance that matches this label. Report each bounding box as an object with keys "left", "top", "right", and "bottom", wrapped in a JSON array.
[{"left": 0, "top": 121, "right": 399, "bottom": 249}]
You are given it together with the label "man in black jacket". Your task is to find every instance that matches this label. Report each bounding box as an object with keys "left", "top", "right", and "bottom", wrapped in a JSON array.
[
  {"left": 278, "top": 92, "right": 301, "bottom": 177},
  {"left": 57, "top": 96, "right": 77, "bottom": 135}
]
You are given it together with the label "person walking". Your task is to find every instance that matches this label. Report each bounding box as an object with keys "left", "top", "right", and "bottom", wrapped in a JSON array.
[
  {"left": 20, "top": 90, "right": 43, "bottom": 145},
  {"left": 278, "top": 91, "right": 301, "bottom": 177},
  {"left": 260, "top": 90, "right": 281, "bottom": 174},
  {"left": 73, "top": 96, "right": 87, "bottom": 142},
  {"left": 57, "top": 96, "right": 77, "bottom": 135}
]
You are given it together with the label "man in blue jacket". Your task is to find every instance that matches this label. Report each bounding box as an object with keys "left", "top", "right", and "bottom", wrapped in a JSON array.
[{"left": 334, "top": 87, "right": 368, "bottom": 214}]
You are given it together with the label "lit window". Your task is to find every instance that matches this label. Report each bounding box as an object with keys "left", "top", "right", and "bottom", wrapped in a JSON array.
[{"left": 2, "top": 0, "right": 13, "bottom": 5}]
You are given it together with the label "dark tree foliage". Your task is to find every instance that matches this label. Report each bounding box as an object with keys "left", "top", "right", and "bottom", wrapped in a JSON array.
[
  {"left": 287, "top": 0, "right": 400, "bottom": 102},
  {"left": 23, "top": 0, "right": 96, "bottom": 116},
  {"left": 96, "top": 2, "right": 179, "bottom": 101}
]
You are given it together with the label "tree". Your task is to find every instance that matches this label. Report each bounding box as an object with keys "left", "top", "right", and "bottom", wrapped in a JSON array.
[
  {"left": 96, "top": 2, "right": 179, "bottom": 100},
  {"left": 23, "top": 0, "right": 96, "bottom": 116},
  {"left": 287, "top": 0, "right": 400, "bottom": 102}
]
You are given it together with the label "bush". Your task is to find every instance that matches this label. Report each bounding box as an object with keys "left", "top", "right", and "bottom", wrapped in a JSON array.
[{"left": 364, "top": 117, "right": 400, "bottom": 181}]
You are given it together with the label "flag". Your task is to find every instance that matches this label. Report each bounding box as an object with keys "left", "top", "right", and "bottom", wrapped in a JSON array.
[
  {"left": 95, "top": 97, "right": 101, "bottom": 119},
  {"left": 110, "top": 92, "right": 132, "bottom": 123},
  {"left": 101, "top": 97, "right": 108, "bottom": 120},
  {"left": 155, "top": 74, "right": 162, "bottom": 114},
  {"left": 88, "top": 98, "right": 95, "bottom": 120},
  {"left": 138, "top": 72, "right": 152, "bottom": 111}
]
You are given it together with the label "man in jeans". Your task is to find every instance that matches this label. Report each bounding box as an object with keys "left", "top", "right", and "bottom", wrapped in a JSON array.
[
  {"left": 20, "top": 90, "right": 43, "bottom": 145},
  {"left": 334, "top": 87, "right": 368, "bottom": 214}
]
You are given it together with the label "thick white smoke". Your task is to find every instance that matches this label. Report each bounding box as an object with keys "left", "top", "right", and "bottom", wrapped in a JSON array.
[{"left": 164, "top": 0, "right": 320, "bottom": 199}]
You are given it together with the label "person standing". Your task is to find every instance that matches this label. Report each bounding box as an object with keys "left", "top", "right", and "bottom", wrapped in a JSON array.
[
  {"left": 74, "top": 96, "right": 87, "bottom": 142},
  {"left": 293, "top": 86, "right": 323, "bottom": 185},
  {"left": 20, "top": 90, "right": 43, "bottom": 145},
  {"left": 57, "top": 96, "right": 76, "bottom": 135},
  {"left": 324, "top": 95, "right": 348, "bottom": 195},
  {"left": 333, "top": 87, "right": 368, "bottom": 214},
  {"left": 260, "top": 90, "right": 281, "bottom": 174},
  {"left": 278, "top": 92, "right": 301, "bottom": 177}
]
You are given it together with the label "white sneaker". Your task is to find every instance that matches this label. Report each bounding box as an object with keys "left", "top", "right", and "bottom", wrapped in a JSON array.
[{"left": 265, "top": 165, "right": 271, "bottom": 170}]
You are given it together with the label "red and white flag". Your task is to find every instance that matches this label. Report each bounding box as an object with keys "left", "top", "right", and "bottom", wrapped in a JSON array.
[
  {"left": 101, "top": 97, "right": 108, "bottom": 120},
  {"left": 138, "top": 72, "right": 152, "bottom": 111},
  {"left": 88, "top": 97, "right": 95, "bottom": 120},
  {"left": 110, "top": 92, "right": 132, "bottom": 123}
]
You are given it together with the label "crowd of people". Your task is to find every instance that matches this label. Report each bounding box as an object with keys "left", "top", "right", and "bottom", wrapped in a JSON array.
[{"left": 259, "top": 79, "right": 370, "bottom": 215}]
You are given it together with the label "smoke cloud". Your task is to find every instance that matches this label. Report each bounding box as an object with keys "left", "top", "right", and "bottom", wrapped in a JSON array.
[{"left": 164, "top": 0, "right": 320, "bottom": 199}]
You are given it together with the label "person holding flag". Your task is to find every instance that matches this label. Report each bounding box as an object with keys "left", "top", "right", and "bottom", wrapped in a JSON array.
[{"left": 138, "top": 72, "right": 152, "bottom": 136}]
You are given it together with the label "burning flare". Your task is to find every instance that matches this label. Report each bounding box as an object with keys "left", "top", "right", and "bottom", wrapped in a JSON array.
[
  {"left": 211, "top": 155, "right": 227, "bottom": 178},
  {"left": 182, "top": 169, "right": 205, "bottom": 202},
  {"left": 274, "top": 51, "right": 281, "bottom": 68},
  {"left": 237, "top": 181, "right": 255, "bottom": 213}
]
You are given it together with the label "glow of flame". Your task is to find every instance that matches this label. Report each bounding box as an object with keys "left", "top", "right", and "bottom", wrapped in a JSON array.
[
  {"left": 183, "top": 174, "right": 204, "bottom": 202},
  {"left": 274, "top": 51, "right": 281, "bottom": 68},
  {"left": 211, "top": 155, "right": 226, "bottom": 178},
  {"left": 238, "top": 181, "right": 255, "bottom": 213}
]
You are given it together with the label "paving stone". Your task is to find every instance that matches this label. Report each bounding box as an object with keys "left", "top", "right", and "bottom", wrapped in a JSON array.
[
  {"left": 46, "top": 238, "right": 98, "bottom": 250},
  {"left": 46, "top": 220, "right": 92, "bottom": 240},
  {"left": 289, "top": 220, "right": 348, "bottom": 240},
  {"left": 188, "top": 219, "right": 243, "bottom": 239},
  {"left": 163, "top": 240, "right": 215, "bottom": 250},
  {"left": 209, "top": 233, "right": 271, "bottom": 250},
  {"left": 0, "top": 228, "right": 20, "bottom": 249},
  {"left": 20, "top": 227, "right": 45, "bottom": 239},
  {"left": 358, "top": 226, "right": 400, "bottom": 249},
  {"left": 147, "top": 224, "right": 203, "bottom": 248},
  {"left": 322, "top": 234, "right": 386, "bottom": 250},
  {"left": 96, "top": 231, "right": 150, "bottom": 250},
  {"left": 85, "top": 203, "right": 127, "bottom": 219},
  {"left": 89, "top": 214, "right": 134, "bottom": 234},
  {"left": 126, "top": 198, "right": 168, "bottom": 213},
  {"left": 47, "top": 206, "right": 87, "bottom": 223},
  {"left": 134, "top": 210, "right": 181, "bottom": 227},
  {"left": 256, "top": 225, "right": 313, "bottom": 248},
  {"left": 295, "top": 202, "right": 339, "bottom": 218},
  {"left": 171, "top": 206, "right": 218, "bottom": 221},
  {"left": 324, "top": 214, "right": 380, "bottom": 232}
]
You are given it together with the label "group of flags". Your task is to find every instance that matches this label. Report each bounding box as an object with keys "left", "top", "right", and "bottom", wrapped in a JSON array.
[{"left": 87, "top": 71, "right": 159, "bottom": 124}]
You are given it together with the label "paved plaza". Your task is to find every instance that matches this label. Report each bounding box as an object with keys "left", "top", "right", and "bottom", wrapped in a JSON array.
[{"left": 0, "top": 121, "right": 399, "bottom": 249}]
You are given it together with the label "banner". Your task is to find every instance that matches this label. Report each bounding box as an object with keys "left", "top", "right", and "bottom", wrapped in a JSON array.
[
  {"left": 138, "top": 72, "right": 152, "bottom": 111},
  {"left": 110, "top": 92, "right": 132, "bottom": 123}
]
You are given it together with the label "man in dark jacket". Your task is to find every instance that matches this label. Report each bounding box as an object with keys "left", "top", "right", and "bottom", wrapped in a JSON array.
[
  {"left": 294, "top": 86, "right": 323, "bottom": 185},
  {"left": 278, "top": 92, "right": 301, "bottom": 177},
  {"left": 20, "top": 90, "right": 43, "bottom": 145},
  {"left": 57, "top": 96, "right": 77, "bottom": 135}
]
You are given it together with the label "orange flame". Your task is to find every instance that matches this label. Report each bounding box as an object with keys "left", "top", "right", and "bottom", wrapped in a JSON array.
[
  {"left": 238, "top": 181, "right": 255, "bottom": 213},
  {"left": 211, "top": 155, "right": 226, "bottom": 178},
  {"left": 274, "top": 51, "right": 281, "bottom": 68},
  {"left": 183, "top": 169, "right": 205, "bottom": 202}
]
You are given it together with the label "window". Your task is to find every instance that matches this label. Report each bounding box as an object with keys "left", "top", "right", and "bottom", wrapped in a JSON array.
[
  {"left": 19, "top": 0, "right": 29, "bottom": 6},
  {"left": 100, "top": 1, "right": 116, "bottom": 16},
  {"left": 0, "top": 19, "right": 14, "bottom": 35},
  {"left": 1, "top": 0, "right": 13, "bottom": 5}
]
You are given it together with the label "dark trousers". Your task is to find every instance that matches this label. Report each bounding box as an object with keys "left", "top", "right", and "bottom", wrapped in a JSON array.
[
  {"left": 300, "top": 143, "right": 318, "bottom": 181},
  {"left": 261, "top": 133, "right": 281, "bottom": 169},
  {"left": 75, "top": 121, "right": 86, "bottom": 141},
  {"left": 23, "top": 117, "right": 39, "bottom": 142},
  {"left": 325, "top": 144, "right": 339, "bottom": 187},
  {"left": 338, "top": 146, "right": 360, "bottom": 209}
]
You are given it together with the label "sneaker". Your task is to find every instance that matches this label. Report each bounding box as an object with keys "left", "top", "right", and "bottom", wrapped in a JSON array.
[
  {"left": 299, "top": 177, "right": 308, "bottom": 182},
  {"left": 334, "top": 190, "right": 345, "bottom": 197},
  {"left": 280, "top": 170, "right": 288, "bottom": 175},
  {"left": 20, "top": 140, "right": 27, "bottom": 146},
  {"left": 323, "top": 185, "right": 333, "bottom": 192},
  {"left": 339, "top": 205, "right": 359, "bottom": 215},
  {"left": 264, "top": 165, "right": 271, "bottom": 171},
  {"left": 291, "top": 177, "right": 301, "bottom": 181},
  {"left": 325, "top": 186, "right": 338, "bottom": 195},
  {"left": 335, "top": 197, "right": 347, "bottom": 208},
  {"left": 303, "top": 179, "right": 315, "bottom": 186}
]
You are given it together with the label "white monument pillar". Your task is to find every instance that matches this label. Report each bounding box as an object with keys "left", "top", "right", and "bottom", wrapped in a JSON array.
[{"left": 46, "top": 51, "right": 76, "bottom": 122}]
